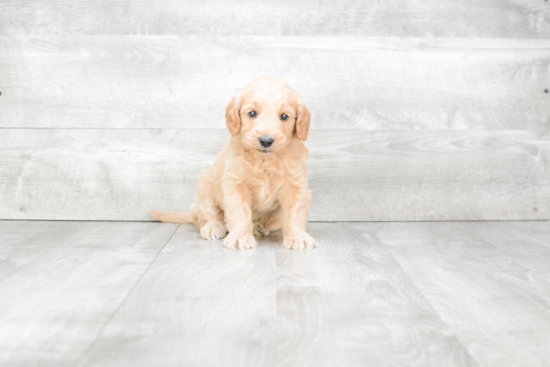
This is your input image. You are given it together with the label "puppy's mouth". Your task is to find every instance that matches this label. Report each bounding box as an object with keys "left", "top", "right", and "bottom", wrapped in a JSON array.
[{"left": 257, "top": 149, "right": 271, "bottom": 154}]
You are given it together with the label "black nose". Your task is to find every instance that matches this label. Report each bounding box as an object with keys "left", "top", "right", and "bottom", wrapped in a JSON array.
[{"left": 259, "top": 136, "right": 274, "bottom": 148}]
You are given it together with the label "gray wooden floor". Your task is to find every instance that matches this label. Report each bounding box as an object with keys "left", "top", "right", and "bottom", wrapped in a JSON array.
[{"left": 1, "top": 220, "right": 549, "bottom": 367}]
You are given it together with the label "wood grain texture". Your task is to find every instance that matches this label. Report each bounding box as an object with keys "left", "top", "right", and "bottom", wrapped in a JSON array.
[
  {"left": 77, "top": 224, "right": 278, "bottom": 367},
  {"left": 371, "top": 221, "right": 550, "bottom": 367},
  {"left": 1, "top": 0, "right": 549, "bottom": 37},
  {"left": 275, "top": 223, "right": 478, "bottom": 367},
  {"left": 77, "top": 223, "right": 478, "bottom": 367},
  {"left": 0, "top": 221, "right": 179, "bottom": 367},
  {"left": 1, "top": 36, "right": 549, "bottom": 130},
  {"left": 0, "top": 220, "right": 56, "bottom": 281},
  {"left": 1, "top": 129, "right": 548, "bottom": 221},
  {"left": 3, "top": 221, "right": 550, "bottom": 366},
  {"left": 469, "top": 221, "right": 550, "bottom": 276}
]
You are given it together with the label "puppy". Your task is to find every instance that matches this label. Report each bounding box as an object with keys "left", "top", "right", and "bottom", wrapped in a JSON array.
[{"left": 150, "top": 77, "right": 316, "bottom": 250}]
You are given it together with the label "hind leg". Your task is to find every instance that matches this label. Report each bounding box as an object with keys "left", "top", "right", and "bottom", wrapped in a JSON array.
[
  {"left": 265, "top": 209, "right": 283, "bottom": 232},
  {"left": 253, "top": 209, "right": 283, "bottom": 236},
  {"left": 193, "top": 169, "right": 227, "bottom": 240}
]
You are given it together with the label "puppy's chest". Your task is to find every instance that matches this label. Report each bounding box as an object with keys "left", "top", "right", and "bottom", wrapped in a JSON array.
[{"left": 246, "top": 167, "right": 287, "bottom": 209}]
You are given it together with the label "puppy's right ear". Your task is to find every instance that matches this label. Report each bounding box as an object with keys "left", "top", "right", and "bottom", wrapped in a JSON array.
[
  {"left": 295, "top": 103, "right": 311, "bottom": 141},
  {"left": 225, "top": 94, "right": 242, "bottom": 136}
]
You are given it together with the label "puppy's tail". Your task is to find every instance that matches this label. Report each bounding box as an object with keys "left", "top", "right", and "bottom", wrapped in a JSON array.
[{"left": 149, "top": 210, "right": 194, "bottom": 224}]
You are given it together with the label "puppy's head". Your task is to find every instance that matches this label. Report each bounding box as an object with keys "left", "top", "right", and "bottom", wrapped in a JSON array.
[{"left": 225, "top": 77, "right": 310, "bottom": 154}]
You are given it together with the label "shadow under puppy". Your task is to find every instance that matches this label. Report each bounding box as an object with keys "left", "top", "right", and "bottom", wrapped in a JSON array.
[{"left": 150, "top": 76, "right": 316, "bottom": 250}]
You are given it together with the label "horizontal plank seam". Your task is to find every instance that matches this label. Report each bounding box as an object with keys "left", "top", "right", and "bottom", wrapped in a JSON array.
[
  {"left": 0, "top": 35, "right": 549, "bottom": 46},
  {"left": 2, "top": 219, "right": 550, "bottom": 223},
  {"left": 0, "top": 127, "right": 540, "bottom": 131},
  {"left": 74, "top": 223, "right": 181, "bottom": 367}
]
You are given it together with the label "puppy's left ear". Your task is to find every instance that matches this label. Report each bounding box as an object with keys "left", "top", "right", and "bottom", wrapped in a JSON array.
[
  {"left": 295, "top": 104, "right": 311, "bottom": 141},
  {"left": 225, "top": 93, "right": 242, "bottom": 136}
]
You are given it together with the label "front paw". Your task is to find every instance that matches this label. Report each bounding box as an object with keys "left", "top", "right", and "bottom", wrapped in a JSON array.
[
  {"left": 200, "top": 221, "right": 227, "bottom": 240},
  {"left": 223, "top": 232, "right": 257, "bottom": 250},
  {"left": 283, "top": 232, "right": 317, "bottom": 250}
]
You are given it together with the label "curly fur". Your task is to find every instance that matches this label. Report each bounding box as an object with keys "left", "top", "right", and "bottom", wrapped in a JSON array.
[{"left": 150, "top": 77, "right": 316, "bottom": 250}]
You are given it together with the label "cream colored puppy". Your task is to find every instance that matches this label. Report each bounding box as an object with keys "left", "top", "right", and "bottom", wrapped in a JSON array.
[{"left": 150, "top": 77, "right": 316, "bottom": 250}]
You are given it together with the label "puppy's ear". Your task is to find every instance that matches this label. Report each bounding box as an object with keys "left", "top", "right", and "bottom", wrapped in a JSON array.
[
  {"left": 295, "top": 104, "right": 311, "bottom": 141},
  {"left": 225, "top": 94, "right": 242, "bottom": 136}
]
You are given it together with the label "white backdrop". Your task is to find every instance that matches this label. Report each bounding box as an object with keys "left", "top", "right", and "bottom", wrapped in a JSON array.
[{"left": 0, "top": 1, "right": 549, "bottom": 221}]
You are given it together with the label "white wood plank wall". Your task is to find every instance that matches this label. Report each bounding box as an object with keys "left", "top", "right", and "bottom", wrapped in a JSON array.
[
  {"left": 1, "top": 129, "right": 548, "bottom": 221},
  {"left": 1, "top": 37, "right": 549, "bottom": 130},
  {"left": 0, "top": 0, "right": 549, "bottom": 37},
  {"left": 0, "top": 2, "right": 549, "bottom": 221}
]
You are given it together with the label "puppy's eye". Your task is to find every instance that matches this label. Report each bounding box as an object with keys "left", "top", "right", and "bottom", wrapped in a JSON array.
[
  {"left": 280, "top": 114, "right": 288, "bottom": 121},
  {"left": 248, "top": 111, "right": 257, "bottom": 118}
]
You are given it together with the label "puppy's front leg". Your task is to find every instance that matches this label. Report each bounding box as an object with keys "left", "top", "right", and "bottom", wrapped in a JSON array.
[
  {"left": 281, "top": 185, "right": 317, "bottom": 250},
  {"left": 223, "top": 183, "right": 257, "bottom": 250}
]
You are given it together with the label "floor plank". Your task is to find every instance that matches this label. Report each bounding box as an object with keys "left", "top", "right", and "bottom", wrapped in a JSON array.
[
  {"left": 276, "top": 223, "right": 478, "bottom": 367},
  {"left": 370, "top": 221, "right": 550, "bottom": 367},
  {"left": 0, "top": 220, "right": 58, "bottom": 281},
  {"left": 3, "top": 221, "right": 550, "bottom": 366},
  {"left": 1, "top": 0, "right": 548, "bottom": 37},
  {"left": 463, "top": 221, "right": 550, "bottom": 277},
  {"left": 78, "top": 223, "right": 477, "bottom": 367},
  {"left": 77, "top": 224, "right": 278, "bottom": 367},
  {"left": 0, "top": 221, "right": 179, "bottom": 367}
]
